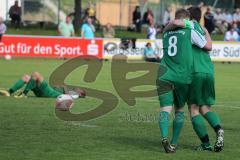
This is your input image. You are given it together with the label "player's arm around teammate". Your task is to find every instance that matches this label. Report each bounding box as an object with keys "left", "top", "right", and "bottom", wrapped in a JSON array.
[
  {"left": 157, "top": 9, "right": 195, "bottom": 153},
  {"left": 165, "top": 7, "right": 224, "bottom": 152},
  {"left": 159, "top": 8, "right": 217, "bottom": 153},
  {"left": 164, "top": 19, "right": 212, "bottom": 51}
]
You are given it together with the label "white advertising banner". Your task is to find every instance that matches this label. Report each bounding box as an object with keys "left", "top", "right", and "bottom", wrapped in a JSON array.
[
  {"left": 210, "top": 42, "right": 240, "bottom": 62},
  {"left": 103, "top": 38, "right": 163, "bottom": 60},
  {"left": 103, "top": 39, "right": 240, "bottom": 62}
]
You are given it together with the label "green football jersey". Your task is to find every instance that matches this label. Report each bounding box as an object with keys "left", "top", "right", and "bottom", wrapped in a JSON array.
[
  {"left": 189, "top": 21, "right": 214, "bottom": 74},
  {"left": 159, "top": 28, "right": 193, "bottom": 84}
]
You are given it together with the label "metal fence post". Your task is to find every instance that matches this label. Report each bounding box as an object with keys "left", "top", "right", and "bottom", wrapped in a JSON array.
[
  {"left": 22, "top": 0, "right": 24, "bottom": 22},
  {"left": 5, "top": 0, "right": 8, "bottom": 20},
  {"left": 57, "top": 0, "right": 60, "bottom": 24}
]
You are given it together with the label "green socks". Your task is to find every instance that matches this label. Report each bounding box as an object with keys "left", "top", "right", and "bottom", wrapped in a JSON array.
[
  {"left": 159, "top": 111, "right": 185, "bottom": 145},
  {"left": 9, "top": 80, "right": 25, "bottom": 94},
  {"left": 204, "top": 111, "right": 221, "bottom": 133},
  {"left": 191, "top": 115, "right": 210, "bottom": 146},
  {"left": 23, "top": 78, "right": 36, "bottom": 95},
  {"left": 159, "top": 111, "right": 170, "bottom": 139},
  {"left": 158, "top": 110, "right": 220, "bottom": 146},
  {"left": 171, "top": 111, "right": 184, "bottom": 145}
]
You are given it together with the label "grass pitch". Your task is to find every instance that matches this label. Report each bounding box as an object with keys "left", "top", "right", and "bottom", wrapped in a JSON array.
[{"left": 0, "top": 58, "right": 240, "bottom": 160}]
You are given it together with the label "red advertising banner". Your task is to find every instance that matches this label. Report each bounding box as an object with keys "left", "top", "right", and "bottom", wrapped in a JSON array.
[{"left": 0, "top": 35, "right": 103, "bottom": 58}]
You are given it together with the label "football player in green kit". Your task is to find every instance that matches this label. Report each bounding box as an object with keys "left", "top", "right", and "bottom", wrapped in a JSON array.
[
  {"left": 0, "top": 72, "right": 85, "bottom": 98},
  {"left": 157, "top": 9, "right": 212, "bottom": 153},
  {"left": 164, "top": 7, "right": 224, "bottom": 152}
]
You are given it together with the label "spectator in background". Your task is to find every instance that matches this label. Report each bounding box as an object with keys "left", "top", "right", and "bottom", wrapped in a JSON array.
[
  {"left": 86, "top": 1, "right": 95, "bottom": 19},
  {"left": 58, "top": 16, "right": 75, "bottom": 37},
  {"left": 233, "top": 22, "right": 240, "bottom": 35},
  {"left": 148, "top": 12, "right": 154, "bottom": 26},
  {"left": 9, "top": 0, "right": 21, "bottom": 29},
  {"left": 204, "top": 7, "right": 215, "bottom": 34},
  {"left": 224, "top": 25, "right": 239, "bottom": 41},
  {"left": 147, "top": 21, "right": 157, "bottom": 40},
  {"left": 198, "top": 1, "right": 204, "bottom": 8},
  {"left": 163, "top": 7, "right": 172, "bottom": 26},
  {"left": 142, "top": 8, "right": 154, "bottom": 25},
  {"left": 103, "top": 23, "right": 115, "bottom": 38},
  {"left": 0, "top": 17, "right": 7, "bottom": 42},
  {"left": 81, "top": 17, "right": 95, "bottom": 39},
  {"left": 144, "top": 42, "right": 160, "bottom": 63},
  {"left": 133, "top": 6, "right": 142, "bottom": 32},
  {"left": 142, "top": 9, "right": 148, "bottom": 24},
  {"left": 233, "top": 8, "right": 240, "bottom": 25},
  {"left": 224, "top": 9, "right": 233, "bottom": 28},
  {"left": 214, "top": 8, "right": 227, "bottom": 34}
]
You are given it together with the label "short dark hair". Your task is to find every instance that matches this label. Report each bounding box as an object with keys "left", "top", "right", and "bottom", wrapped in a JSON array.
[
  {"left": 135, "top": 6, "right": 140, "bottom": 10},
  {"left": 146, "top": 42, "right": 151, "bottom": 47},
  {"left": 175, "top": 9, "right": 190, "bottom": 20},
  {"left": 187, "top": 7, "right": 202, "bottom": 22}
]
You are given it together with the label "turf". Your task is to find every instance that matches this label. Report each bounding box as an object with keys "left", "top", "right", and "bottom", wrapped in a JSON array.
[{"left": 0, "top": 58, "right": 240, "bottom": 160}]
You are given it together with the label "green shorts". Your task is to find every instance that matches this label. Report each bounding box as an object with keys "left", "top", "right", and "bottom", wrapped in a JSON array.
[
  {"left": 156, "top": 79, "right": 190, "bottom": 108},
  {"left": 188, "top": 73, "right": 215, "bottom": 106},
  {"left": 52, "top": 86, "right": 66, "bottom": 94},
  {"left": 33, "top": 81, "right": 62, "bottom": 98}
]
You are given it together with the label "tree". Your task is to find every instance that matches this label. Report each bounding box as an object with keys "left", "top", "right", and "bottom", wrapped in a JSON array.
[{"left": 74, "top": 0, "right": 81, "bottom": 33}]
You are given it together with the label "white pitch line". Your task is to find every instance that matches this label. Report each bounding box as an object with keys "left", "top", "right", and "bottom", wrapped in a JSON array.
[
  {"left": 63, "top": 122, "right": 99, "bottom": 128},
  {"left": 79, "top": 97, "right": 240, "bottom": 110},
  {"left": 79, "top": 124, "right": 99, "bottom": 128},
  {"left": 132, "top": 99, "right": 240, "bottom": 109}
]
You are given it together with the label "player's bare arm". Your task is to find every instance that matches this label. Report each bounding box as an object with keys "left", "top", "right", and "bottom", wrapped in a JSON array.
[{"left": 202, "top": 27, "right": 212, "bottom": 51}]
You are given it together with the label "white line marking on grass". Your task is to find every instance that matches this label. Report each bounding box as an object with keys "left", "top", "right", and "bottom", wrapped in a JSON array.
[
  {"left": 215, "top": 105, "right": 240, "bottom": 109},
  {"left": 79, "top": 124, "right": 99, "bottom": 128},
  {"left": 63, "top": 122, "right": 99, "bottom": 128},
  {"left": 135, "top": 99, "right": 240, "bottom": 108},
  {"left": 217, "top": 101, "right": 240, "bottom": 104},
  {"left": 97, "top": 97, "right": 240, "bottom": 109}
]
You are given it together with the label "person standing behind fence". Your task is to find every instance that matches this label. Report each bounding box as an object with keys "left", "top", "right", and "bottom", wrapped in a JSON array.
[
  {"left": 58, "top": 16, "right": 75, "bottom": 37},
  {"left": 133, "top": 6, "right": 142, "bottom": 32},
  {"left": 86, "top": 1, "right": 95, "bottom": 19},
  {"left": 204, "top": 8, "right": 215, "bottom": 34},
  {"left": 142, "top": 8, "right": 154, "bottom": 25},
  {"left": 9, "top": 1, "right": 21, "bottom": 29},
  {"left": 163, "top": 7, "right": 172, "bottom": 27},
  {"left": 0, "top": 17, "right": 7, "bottom": 43},
  {"left": 147, "top": 22, "right": 157, "bottom": 40},
  {"left": 81, "top": 17, "right": 95, "bottom": 39}
]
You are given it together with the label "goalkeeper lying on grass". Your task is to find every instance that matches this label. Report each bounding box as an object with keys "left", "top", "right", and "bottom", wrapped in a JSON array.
[{"left": 0, "top": 72, "right": 86, "bottom": 99}]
